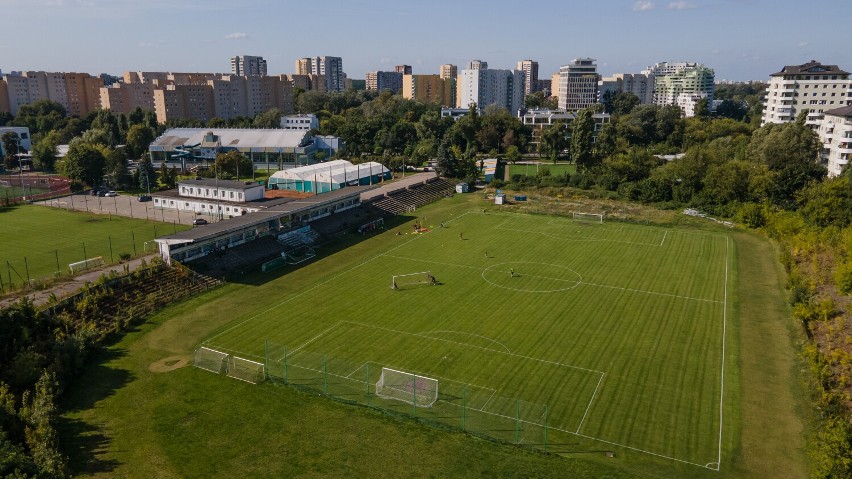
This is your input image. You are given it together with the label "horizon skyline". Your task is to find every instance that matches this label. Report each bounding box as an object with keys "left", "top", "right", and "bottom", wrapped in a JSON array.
[{"left": 2, "top": 0, "right": 850, "bottom": 83}]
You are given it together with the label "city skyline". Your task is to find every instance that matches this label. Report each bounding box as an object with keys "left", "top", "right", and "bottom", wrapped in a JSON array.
[{"left": 1, "top": 0, "right": 850, "bottom": 82}]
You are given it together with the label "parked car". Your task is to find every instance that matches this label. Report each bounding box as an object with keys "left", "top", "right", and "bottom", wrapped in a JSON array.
[
  {"left": 104, "top": 191, "right": 118, "bottom": 197},
  {"left": 96, "top": 190, "right": 106, "bottom": 197},
  {"left": 192, "top": 218, "right": 208, "bottom": 226},
  {"left": 137, "top": 195, "right": 152, "bottom": 202}
]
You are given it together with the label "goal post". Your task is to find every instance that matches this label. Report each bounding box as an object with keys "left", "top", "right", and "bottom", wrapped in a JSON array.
[
  {"left": 375, "top": 367, "right": 438, "bottom": 408},
  {"left": 572, "top": 212, "right": 604, "bottom": 223},
  {"left": 68, "top": 256, "right": 105, "bottom": 274},
  {"left": 226, "top": 356, "right": 265, "bottom": 384},
  {"left": 391, "top": 271, "right": 436, "bottom": 290},
  {"left": 194, "top": 346, "right": 229, "bottom": 374}
]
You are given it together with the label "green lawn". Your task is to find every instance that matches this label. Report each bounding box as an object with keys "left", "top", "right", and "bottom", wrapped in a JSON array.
[
  {"left": 1, "top": 184, "right": 49, "bottom": 200},
  {"left": 58, "top": 194, "right": 807, "bottom": 478},
  {"left": 508, "top": 163, "right": 576, "bottom": 178},
  {"left": 0, "top": 205, "right": 188, "bottom": 284}
]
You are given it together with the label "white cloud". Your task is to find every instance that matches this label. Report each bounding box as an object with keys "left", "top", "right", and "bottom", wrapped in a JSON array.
[
  {"left": 667, "top": 1, "right": 697, "bottom": 9},
  {"left": 224, "top": 32, "right": 248, "bottom": 40},
  {"left": 632, "top": 1, "right": 655, "bottom": 11},
  {"left": 797, "top": 41, "right": 809, "bottom": 47}
]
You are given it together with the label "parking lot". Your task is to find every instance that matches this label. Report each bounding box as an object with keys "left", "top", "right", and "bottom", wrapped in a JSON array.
[{"left": 35, "top": 193, "right": 225, "bottom": 226}]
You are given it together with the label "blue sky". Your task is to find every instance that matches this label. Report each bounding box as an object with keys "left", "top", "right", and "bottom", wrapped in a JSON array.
[{"left": 1, "top": 0, "right": 850, "bottom": 81}]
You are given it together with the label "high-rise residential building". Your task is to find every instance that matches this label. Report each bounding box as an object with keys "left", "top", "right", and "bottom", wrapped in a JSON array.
[
  {"left": 468, "top": 60, "right": 488, "bottom": 70},
  {"left": 231, "top": 55, "right": 268, "bottom": 76},
  {"left": 517, "top": 60, "right": 540, "bottom": 95},
  {"left": 816, "top": 105, "right": 852, "bottom": 177},
  {"left": 651, "top": 63, "right": 714, "bottom": 116},
  {"left": 395, "top": 65, "right": 412, "bottom": 75},
  {"left": 297, "top": 56, "right": 345, "bottom": 92},
  {"left": 762, "top": 60, "right": 852, "bottom": 126},
  {"left": 440, "top": 64, "right": 457, "bottom": 80},
  {"left": 365, "top": 71, "right": 403, "bottom": 93},
  {"left": 100, "top": 82, "right": 156, "bottom": 114},
  {"left": 283, "top": 74, "right": 326, "bottom": 92},
  {"left": 551, "top": 72, "right": 560, "bottom": 98},
  {"left": 0, "top": 71, "right": 103, "bottom": 116},
  {"left": 643, "top": 61, "right": 701, "bottom": 77},
  {"left": 402, "top": 74, "right": 455, "bottom": 107},
  {"left": 458, "top": 68, "right": 524, "bottom": 114},
  {"left": 558, "top": 58, "right": 599, "bottom": 111},
  {"left": 599, "top": 73, "right": 655, "bottom": 104}
]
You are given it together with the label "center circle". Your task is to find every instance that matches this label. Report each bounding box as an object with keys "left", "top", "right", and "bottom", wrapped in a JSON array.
[{"left": 481, "top": 262, "right": 582, "bottom": 293}]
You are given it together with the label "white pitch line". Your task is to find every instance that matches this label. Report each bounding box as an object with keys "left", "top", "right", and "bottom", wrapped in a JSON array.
[
  {"left": 575, "top": 372, "right": 605, "bottom": 434},
  {"left": 579, "top": 281, "right": 723, "bottom": 304},
  {"left": 716, "top": 235, "right": 729, "bottom": 470},
  {"left": 344, "top": 320, "right": 605, "bottom": 375},
  {"left": 660, "top": 230, "right": 668, "bottom": 247},
  {"left": 345, "top": 361, "right": 370, "bottom": 379},
  {"left": 423, "top": 330, "right": 512, "bottom": 353},
  {"left": 290, "top": 322, "right": 343, "bottom": 354},
  {"left": 478, "top": 390, "right": 497, "bottom": 411},
  {"left": 497, "top": 226, "right": 664, "bottom": 247}
]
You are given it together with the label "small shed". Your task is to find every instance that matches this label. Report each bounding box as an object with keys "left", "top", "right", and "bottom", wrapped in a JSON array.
[
  {"left": 495, "top": 194, "right": 507, "bottom": 205},
  {"left": 455, "top": 183, "right": 469, "bottom": 193}
]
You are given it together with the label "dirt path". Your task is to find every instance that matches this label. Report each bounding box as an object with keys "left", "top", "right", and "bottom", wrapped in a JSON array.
[{"left": 0, "top": 254, "right": 158, "bottom": 309}]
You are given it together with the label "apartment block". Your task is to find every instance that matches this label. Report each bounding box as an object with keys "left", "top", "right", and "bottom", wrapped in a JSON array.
[
  {"left": 762, "top": 60, "right": 851, "bottom": 126},
  {"left": 517, "top": 60, "right": 540, "bottom": 95},
  {"left": 468, "top": 60, "right": 488, "bottom": 70},
  {"left": 366, "top": 71, "right": 403, "bottom": 93},
  {"left": 0, "top": 71, "right": 104, "bottom": 116},
  {"left": 100, "top": 82, "right": 156, "bottom": 114},
  {"left": 296, "top": 56, "right": 345, "bottom": 92},
  {"left": 439, "top": 64, "right": 457, "bottom": 80},
  {"left": 154, "top": 84, "right": 215, "bottom": 123},
  {"left": 817, "top": 105, "right": 852, "bottom": 177},
  {"left": 402, "top": 74, "right": 454, "bottom": 107},
  {"left": 558, "top": 58, "right": 599, "bottom": 111},
  {"left": 283, "top": 74, "right": 326, "bottom": 92},
  {"left": 395, "top": 65, "right": 412, "bottom": 75},
  {"left": 458, "top": 68, "right": 524, "bottom": 114},
  {"left": 641, "top": 62, "right": 715, "bottom": 116},
  {"left": 598, "top": 73, "right": 655, "bottom": 104},
  {"left": 231, "top": 55, "right": 268, "bottom": 76}
]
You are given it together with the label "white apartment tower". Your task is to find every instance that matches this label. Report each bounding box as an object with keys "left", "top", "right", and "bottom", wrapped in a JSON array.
[
  {"left": 599, "top": 73, "right": 655, "bottom": 104},
  {"left": 440, "top": 64, "right": 458, "bottom": 80},
  {"left": 817, "top": 105, "right": 852, "bottom": 177},
  {"left": 296, "top": 56, "right": 345, "bottom": 92},
  {"left": 558, "top": 58, "right": 599, "bottom": 111},
  {"left": 517, "top": 60, "right": 539, "bottom": 95},
  {"left": 458, "top": 68, "right": 525, "bottom": 114},
  {"left": 231, "top": 55, "right": 268, "bottom": 76},
  {"left": 646, "top": 62, "right": 715, "bottom": 116},
  {"left": 761, "top": 60, "right": 851, "bottom": 126}
]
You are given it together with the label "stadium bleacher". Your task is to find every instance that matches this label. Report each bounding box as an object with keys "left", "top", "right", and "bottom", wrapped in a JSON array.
[{"left": 368, "top": 178, "right": 454, "bottom": 216}]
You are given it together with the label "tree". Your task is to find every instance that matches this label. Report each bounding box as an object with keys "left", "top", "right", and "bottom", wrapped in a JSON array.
[
  {"left": 571, "top": 109, "right": 596, "bottom": 169},
  {"left": 124, "top": 124, "right": 155, "bottom": 159},
  {"left": 104, "top": 148, "right": 130, "bottom": 188},
  {"left": 2, "top": 132, "right": 21, "bottom": 169},
  {"left": 715, "top": 100, "right": 748, "bottom": 122},
  {"left": 89, "top": 109, "right": 121, "bottom": 146},
  {"left": 747, "top": 121, "right": 824, "bottom": 207},
  {"left": 214, "top": 151, "right": 253, "bottom": 179},
  {"left": 693, "top": 98, "right": 710, "bottom": 119},
  {"left": 253, "top": 108, "right": 287, "bottom": 129},
  {"left": 136, "top": 157, "right": 156, "bottom": 192},
  {"left": 602, "top": 91, "right": 640, "bottom": 116},
  {"left": 19, "top": 371, "right": 67, "bottom": 477},
  {"left": 540, "top": 122, "right": 568, "bottom": 162},
  {"left": 11, "top": 100, "right": 67, "bottom": 136},
  {"left": 505, "top": 146, "right": 521, "bottom": 164},
  {"left": 62, "top": 141, "right": 105, "bottom": 187},
  {"left": 32, "top": 132, "right": 59, "bottom": 172},
  {"left": 159, "top": 162, "right": 178, "bottom": 189}
]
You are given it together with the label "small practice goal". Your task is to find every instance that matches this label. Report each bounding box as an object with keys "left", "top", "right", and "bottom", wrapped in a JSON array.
[
  {"left": 572, "top": 212, "right": 604, "bottom": 224},
  {"left": 194, "top": 347, "right": 229, "bottom": 374},
  {"left": 68, "top": 256, "right": 105, "bottom": 274},
  {"left": 226, "top": 356, "right": 265, "bottom": 384},
  {"left": 375, "top": 367, "right": 438, "bottom": 408},
  {"left": 391, "top": 271, "right": 436, "bottom": 290}
]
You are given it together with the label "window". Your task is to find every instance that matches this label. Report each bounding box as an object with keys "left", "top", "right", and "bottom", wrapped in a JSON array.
[
  {"left": 230, "top": 191, "right": 234, "bottom": 198},
  {"left": 20, "top": 133, "right": 28, "bottom": 139}
]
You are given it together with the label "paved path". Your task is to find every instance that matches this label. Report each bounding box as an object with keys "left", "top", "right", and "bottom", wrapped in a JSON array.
[
  {"left": 0, "top": 254, "right": 158, "bottom": 309},
  {"left": 34, "top": 193, "right": 220, "bottom": 226}
]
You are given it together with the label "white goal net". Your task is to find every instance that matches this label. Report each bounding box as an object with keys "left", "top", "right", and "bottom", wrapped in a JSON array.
[
  {"left": 572, "top": 212, "right": 604, "bottom": 223},
  {"left": 391, "top": 271, "right": 435, "bottom": 290},
  {"left": 226, "top": 356, "right": 265, "bottom": 384},
  {"left": 194, "top": 347, "right": 229, "bottom": 374},
  {"left": 375, "top": 367, "right": 438, "bottom": 408},
  {"left": 68, "top": 256, "right": 105, "bottom": 274}
]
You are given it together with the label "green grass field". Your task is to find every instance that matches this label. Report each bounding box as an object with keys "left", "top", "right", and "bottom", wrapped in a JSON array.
[
  {"left": 0, "top": 205, "right": 188, "bottom": 284},
  {"left": 508, "top": 163, "right": 576, "bottom": 178},
  {"left": 58, "top": 194, "right": 808, "bottom": 478},
  {"left": 204, "top": 209, "right": 729, "bottom": 470},
  {"left": 1, "top": 184, "right": 49, "bottom": 199}
]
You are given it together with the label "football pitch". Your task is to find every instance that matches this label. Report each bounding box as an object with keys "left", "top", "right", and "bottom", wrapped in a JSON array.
[{"left": 204, "top": 210, "right": 730, "bottom": 470}]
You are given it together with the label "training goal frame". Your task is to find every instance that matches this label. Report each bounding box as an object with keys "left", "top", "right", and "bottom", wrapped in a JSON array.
[
  {"left": 391, "top": 271, "right": 435, "bottom": 290},
  {"left": 572, "top": 211, "right": 604, "bottom": 223},
  {"left": 226, "top": 356, "right": 265, "bottom": 384},
  {"left": 375, "top": 367, "right": 438, "bottom": 408},
  {"left": 68, "top": 256, "right": 105, "bottom": 274},
  {"left": 194, "top": 346, "right": 229, "bottom": 374}
]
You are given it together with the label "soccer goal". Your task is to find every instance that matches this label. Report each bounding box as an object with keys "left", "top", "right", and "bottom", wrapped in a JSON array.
[
  {"left": 68, "top": 256, "right": 105, "bottom": 274},
  {"left": 226, "top": 356, "right": 265, "bottom": 384},
  {"left": 391, "top": 271, "right": 436, "bottom": 290},
  {"left": 194, "top": 346, "right": 229, "bottom": 374},
  {"left": 375, "top": 367, "right": 438, "bottom": 408},
  {"left": 572, "top": 212, "right": 604, "bottom": 224}
]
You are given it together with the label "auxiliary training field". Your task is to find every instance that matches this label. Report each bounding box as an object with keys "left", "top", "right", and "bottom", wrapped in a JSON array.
[{"left": 203, "top": 210, "right": 730, "bottom": 470}]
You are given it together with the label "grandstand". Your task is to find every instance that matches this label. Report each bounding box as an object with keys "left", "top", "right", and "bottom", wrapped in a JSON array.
[{"left": 368, "top": 178, "right": 455, "bottom": 216}]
